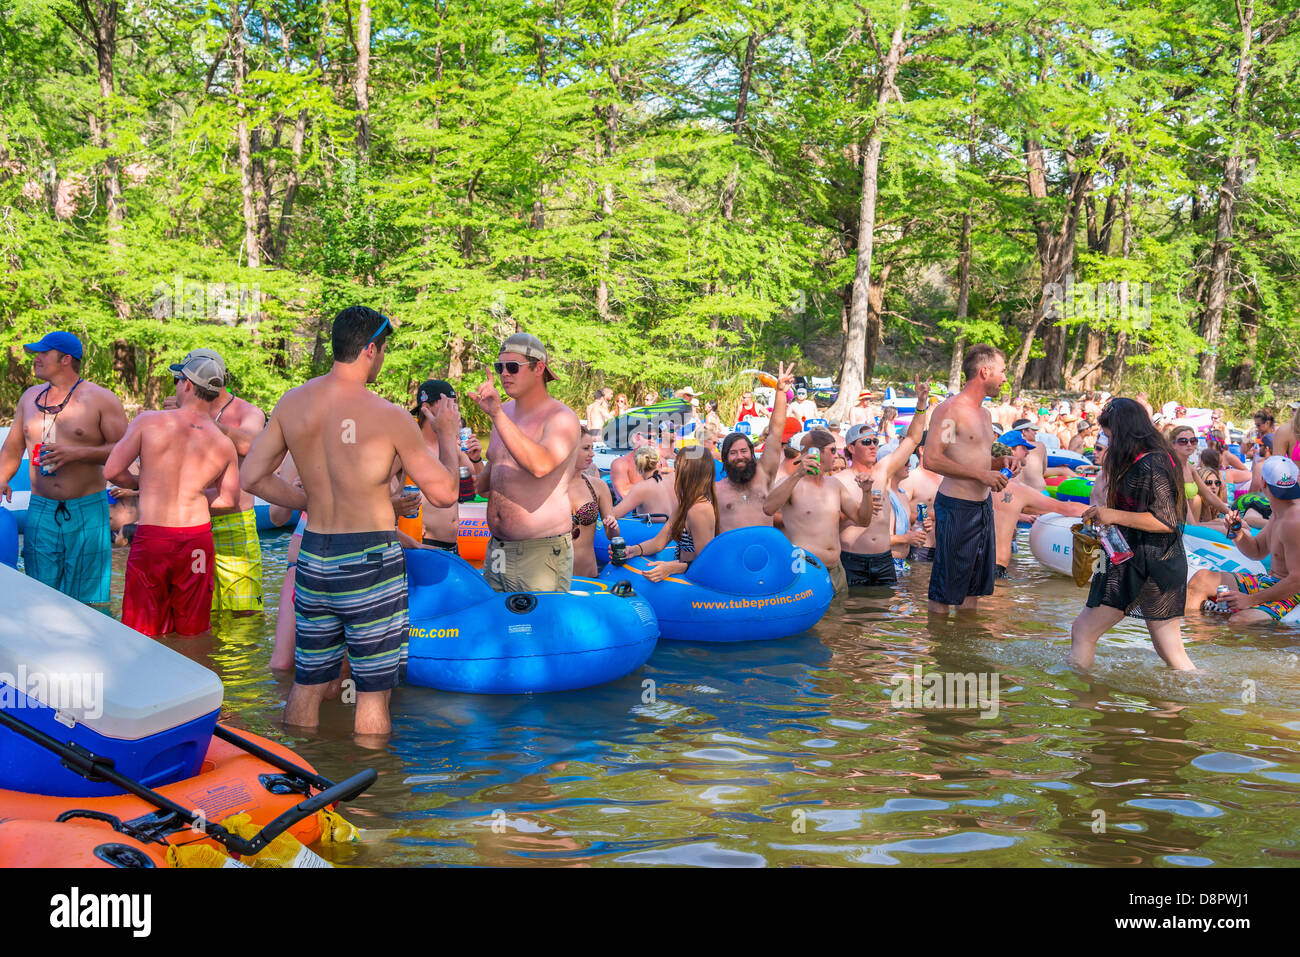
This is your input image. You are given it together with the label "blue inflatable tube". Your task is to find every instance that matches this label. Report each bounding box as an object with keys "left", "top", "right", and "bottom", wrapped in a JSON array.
[
  {"left": 593, "top": 515, "right": 672, "bottom": 566},
  {"left": 593, "top": 526, "right": 833, "bottom": 642},
  {"left": 404, "top": 549, "right": 659, "bottom": 694},
  {"left": 1047, "top": 449, "right": 1090, "bottom": 470}
]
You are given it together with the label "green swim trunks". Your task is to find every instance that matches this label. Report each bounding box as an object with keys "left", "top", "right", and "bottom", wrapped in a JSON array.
[
  {"left": 22, "top": 491, "right": 112, "bottom": 604},
  {"left": 211, "top": 508, "right": 263, "bottom": 613}
]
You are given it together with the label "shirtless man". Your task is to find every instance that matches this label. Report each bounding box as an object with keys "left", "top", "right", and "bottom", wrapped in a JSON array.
[
  {"left": 409, "top": 379, "right": 484, "bottom": 551},
  {"left": 898, "top": 439, "right": 941, "bottom": 561},
  {"left": 763, "top": 429, "right": 876, "bottom": 596},
  {"left": 164, "top": 348, "right": 268, "bottom": 618},
  {"left": 585, "top": 388, "right": 613, "bottom": 434},
  {"left": 848, "top": 391, "right": 873, "bottom": 427},
  {"left": 240, "top": 306, "right": 461, "bottom": 739},
  {"left": 716, "top": 362, "right": 793, "bottom": 531},
  {"left": 837, "top": 378, "right": 929, "bottom": 587},
  {"left": 0, "top": 331, "right": 127, "bottom": 604},
  {"left": 470, "top": 332, "right": 581, "bottom": 593},
  {"left": 923, "top": 345, "right": 1011, "bottom": 613},
  {"left": 1185, "top": 457, "right": 1300, "bottom": 624},
  {"left": 991, "top": 477, "right": 1087, "bottom": 579},
  {"left": 605, "top": 429, "right": 650, "bottom": 501},
  {"left": 105, "top": 354, "right": 241, "bottom": 636},
  {"left": 789, "top": 388, "right": 819, "bottom": 429}
]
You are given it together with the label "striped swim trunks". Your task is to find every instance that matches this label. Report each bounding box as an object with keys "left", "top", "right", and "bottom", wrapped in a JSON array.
[
  {"left": 294, "top": 530, "right": 408, "bottom": 693},
  {"left": 211, "top": 509, "right": 263, "bottom": 613},
  {"left": 22, "top": 491, "right": 112, "bottom": 605},
  {"left": 1231, "top": 571, "right": 1300, "bottom": 622}
]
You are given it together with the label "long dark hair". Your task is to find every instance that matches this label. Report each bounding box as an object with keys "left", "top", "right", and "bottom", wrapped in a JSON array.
[
  {"left": 668, "top": 449, "right": 720, "bottom": 544},
  {"left": 1098, "top": 397, "right": 1184, "bottom": 519}
]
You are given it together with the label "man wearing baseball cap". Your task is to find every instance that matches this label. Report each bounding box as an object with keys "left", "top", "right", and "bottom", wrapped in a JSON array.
[
  {"left": 167, "top": 348, "right": 270, "bottom": 619},
  {"left": 468, "top": 331, "right": 582, "bottom": 593},
  {"left": 105, "top": 352, "right": 242, "bottom": 637},
  {"left": 1185, "top": 456, "right": 1300, "bottom": 625},
  {"left": 407, "top": 378, "right": 484, "bottom": 551},
  {"left": 0, "top": 330, "right": 127, "bottom": 604},
  {"left": 789, "top": 387, "right": 818, "bottom": 430},
  {"left": 241, "top": 305, "right": 462, "bottom": 739}
]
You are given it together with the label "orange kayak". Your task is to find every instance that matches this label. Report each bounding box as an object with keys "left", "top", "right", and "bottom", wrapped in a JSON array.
[{"left": 0, "top": 726, "right": 331, "bottom": 867}]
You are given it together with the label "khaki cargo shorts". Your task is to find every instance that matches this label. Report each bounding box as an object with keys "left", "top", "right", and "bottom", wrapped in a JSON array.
[{"left": 482, "top": 533, "right": 574, "bottom": 594}]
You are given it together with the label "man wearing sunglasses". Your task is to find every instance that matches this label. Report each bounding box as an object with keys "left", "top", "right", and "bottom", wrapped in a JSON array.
[
  {"left": 836, "top": 377, "right": 929, "bottom": 587},
  {"left": 105, "top": 353, "right": 242, "bottom": 637},
  {"left": 469, "top": 332, "right": 582, "bottom": 594},
  {"left": 1, "top": 330, "right": 128, "bottom": 605},
  {"left": 241, "top": 305, "right": 462, "bottom": 740},
  {"left": 717, "top": 362, "right": 794, "bottom": 531}
]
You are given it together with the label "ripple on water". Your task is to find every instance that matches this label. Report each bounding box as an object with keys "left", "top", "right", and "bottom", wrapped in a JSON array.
[{"left": 1190, "top": 752, "right": 1278, "bottom": 774}]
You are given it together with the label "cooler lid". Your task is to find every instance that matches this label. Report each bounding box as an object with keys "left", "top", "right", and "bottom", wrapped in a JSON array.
[{"left": 0, "top": 563, "right": 223, "bottom": 740}]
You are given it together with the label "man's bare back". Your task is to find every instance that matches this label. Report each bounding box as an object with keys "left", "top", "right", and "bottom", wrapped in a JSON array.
[
  {"left": 991, "top": 480, "right": 1086, "bottom": 568},
  {"left": 105, "top": 410, "right": 240, "bottom": 526}
]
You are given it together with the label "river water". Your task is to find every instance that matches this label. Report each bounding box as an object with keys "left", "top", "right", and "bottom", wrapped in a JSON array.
[{"left": 104, "top": 532, "right": 1300, "bottom": 867}]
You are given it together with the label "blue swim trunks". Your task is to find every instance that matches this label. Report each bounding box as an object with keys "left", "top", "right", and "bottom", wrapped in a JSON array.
[
  {"left": 293, "top": 530, "right": 408, "bottom": 693},
  {"left": 22, "top": 491, "right": 111, "bottom": 604}
]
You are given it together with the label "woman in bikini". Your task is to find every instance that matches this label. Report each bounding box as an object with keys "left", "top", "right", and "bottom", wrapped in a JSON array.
[
  {"left": 613, "top": 446, "right": 678, "bottom": 520},
  {"left": 619, "top": 452, "right": 720, "bottom": 583},
  {"left": 1171, "top": 424, "right": 1229, "bottom": 525},
  {"left": 568, "top": 433, "right": 620, "bottom": 578}
]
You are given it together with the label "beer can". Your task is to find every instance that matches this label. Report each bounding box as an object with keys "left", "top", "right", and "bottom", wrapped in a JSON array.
[
  {"left": 807, "top": 446, "right": 821, "bottom": 476},
  {"left": 917, "top": 503, "right": 927, "bottom": 523},
  {"left": 999, "top": 467, "right": 1013, "bottom": 479},
  {"left": 610, "top": 536, "right": 627, "bottom": 564},
  {"left": 458, "top": 466, "right": 475, "bottom": 502},
  {"left": 459, "top": 427, "right": 473, "bottom": 451},
  {"left": 401, "top": 484, "right": 421, "bottom": 518}
]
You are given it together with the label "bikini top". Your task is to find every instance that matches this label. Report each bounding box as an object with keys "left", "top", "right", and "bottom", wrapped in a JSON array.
[
  {"left": 572, "top": 474, "right": 599, "bottom": 527},
  {"left": 678, "top": 524, "right": 695, "bottom": 556}
]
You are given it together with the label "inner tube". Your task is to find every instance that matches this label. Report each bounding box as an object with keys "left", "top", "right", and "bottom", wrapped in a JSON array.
[
  {"left": 404, "top": 548, "right": 659, "bottom": 693},
  {"left": 594, "top": 526, "right": 833, "bottom": 642},
  {"left": 0, "top": 508, "right": 16, "bottom": 569},
  {"left": 1055, "top": 477, "right": 1094, "bottom": 504},
  {"left": 1047, "top": 449, "right": 1089, "bottom": 470},
  {"left": 593, "top": 514, "right": 672, "bottom": 566}
]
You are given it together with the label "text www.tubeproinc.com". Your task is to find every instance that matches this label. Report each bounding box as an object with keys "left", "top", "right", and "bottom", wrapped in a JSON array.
[
  {"left": 690, "top": 590, "right": 814, "bottom": 611},
  {"left": 408, "top": 628, "right": 460, "bottom": 639}
]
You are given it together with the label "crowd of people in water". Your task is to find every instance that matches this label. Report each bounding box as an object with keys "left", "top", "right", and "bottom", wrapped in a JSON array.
[{"left": 4, "top": 308, "right": 1300, "bottom": 739}]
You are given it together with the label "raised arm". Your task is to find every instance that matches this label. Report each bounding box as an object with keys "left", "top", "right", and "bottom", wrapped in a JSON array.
[
  {"left": 470, "top": 369, "right": 579, "bottom": 477},
  {"left": 104, "top": 414, "right": 145, "bottom": 489},
  {"left": 394, "top": 397, "right": 459, "bottom": 507},
  {"left": 760, "top": 362, "right": 794, "bottom": 479},
  {"left": 880, "top": 377, "right": 929, "bottom": 474},
  {"left": 240, "top": 408, "right": 306, "bottom": 510},
  {"left": 763, "top": 460, "right": 804, "bottom": 516}
]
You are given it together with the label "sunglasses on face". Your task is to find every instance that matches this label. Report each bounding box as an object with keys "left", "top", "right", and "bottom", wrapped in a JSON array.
[
  {"left": 494, "top": 360, "right": 537, "bottom": 375},
  {"left": 1174, "top": 437, "right": 1198, "bottom": 446},
  {"left": 1207, "top": 480, "right": 1222, "bottom": 487},
  {"left": 857, "top": 437, "right": 879, "bottom": 446}
]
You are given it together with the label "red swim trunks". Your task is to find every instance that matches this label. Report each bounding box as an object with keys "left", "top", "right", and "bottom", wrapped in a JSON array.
[{"left": 122, "top": 523, "right": 216, "bottom": 637}]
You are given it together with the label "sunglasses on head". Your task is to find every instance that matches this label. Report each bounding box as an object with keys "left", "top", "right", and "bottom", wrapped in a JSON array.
[
  {"left": 366, "top": 316, "right": 391, "bottom": 348},
  {"left": 494, "top": 359, "right": 537, "bottom": 375}
]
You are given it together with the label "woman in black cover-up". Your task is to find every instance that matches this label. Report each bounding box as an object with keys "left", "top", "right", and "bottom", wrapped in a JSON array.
[{"left": 1069, "top": 398, "right": 1196, "bottom": 671}]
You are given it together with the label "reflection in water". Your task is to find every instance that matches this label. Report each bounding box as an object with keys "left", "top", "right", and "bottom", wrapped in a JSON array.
[{"left": 94, "top": 528, "right": 1300, "bottom": 866}]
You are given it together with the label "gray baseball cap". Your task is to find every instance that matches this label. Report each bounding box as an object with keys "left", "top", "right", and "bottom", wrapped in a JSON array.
[
  {"left": 170, "top": 351, "right": 226, "bottom": 391},
  {"left": 499, "top": 332, "right": 557, "bottom": 382}
]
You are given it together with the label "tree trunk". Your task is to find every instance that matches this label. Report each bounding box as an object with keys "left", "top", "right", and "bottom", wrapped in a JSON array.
[
  {"left": 828, "top": 3, "right": 907, "bottom": 423},
  {"left": 1113, "top": 173, "right": 1135, "bottom": 392},
  {"left": 950, "top": 206, "right": 973, "bottom": 391},
  {"left": 82, "top": 0, "right": 127, "bottom": 319},
  {"left": 1228, "top": 293, "right": 1258, "bottom": 390},
  {"left": 353, "top": 0, "right": 371, "bottom": 158},
  {"left": 865, "top": 262, "right": 892, "bottom": 380},
  {"left": 1197, "top": 0, "right": 1254, "bottom": 386},
  {"left": 720, "top": 31, "right": 757, "bottom": 223},
  {"left": 231, "top": 2, "right": 260, "bottom": 268}
]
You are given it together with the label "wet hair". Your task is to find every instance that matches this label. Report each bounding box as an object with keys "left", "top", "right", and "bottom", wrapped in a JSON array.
[
  {"left": 192, "top": 381, "right": 219, "bottom": 402},
  {"left": 962, "top": 344, "right": 1005, "bottom": 382},
  {"left": 331, "top": 305, "right": 391, "bottom": 363},
  {"left": 1098, "top": 397, "right": 1184, "bottom": 519},
  {"left": 668, "top": 452, "right": 720, "bottom": 545},
  {"left": 633, "top": 446, "right": 659, "bottom": 475}
]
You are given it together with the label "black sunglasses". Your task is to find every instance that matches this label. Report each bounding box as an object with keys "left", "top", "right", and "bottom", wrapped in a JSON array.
[
  {"left": 1174, "top": 437, "right": 1198, "bottom": 445},
  {"left": 494, "top": 360, "right": 537, "bottom": 375},
  {"left": 857, "top": 437, "right": 879, "bottom": 446}
]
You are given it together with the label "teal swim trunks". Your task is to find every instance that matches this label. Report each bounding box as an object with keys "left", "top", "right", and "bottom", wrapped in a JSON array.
[{"left": 22, "top": 490, "right": 112, "bottom": 605}]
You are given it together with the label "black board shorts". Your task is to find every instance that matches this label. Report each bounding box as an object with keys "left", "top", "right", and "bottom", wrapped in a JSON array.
[
  {"left": 929, "top": 491, "right": 995, "bottom": 606},
  {"left": 842, "top": 549, "right": 897, "bottom": 586}
]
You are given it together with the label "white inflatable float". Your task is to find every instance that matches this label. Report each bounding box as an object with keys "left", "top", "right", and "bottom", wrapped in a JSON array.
[{"left": 1028, "top": 513, "right": 1297, "bottom": 622}]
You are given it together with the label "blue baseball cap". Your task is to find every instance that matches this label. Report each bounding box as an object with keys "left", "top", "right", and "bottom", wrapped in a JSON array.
[
  {"left": 24, "top": 331, "right": 83, "bottom": 360},
  {"left": 1001, "top": 431, "right": 1035, "bottom": 451}
]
